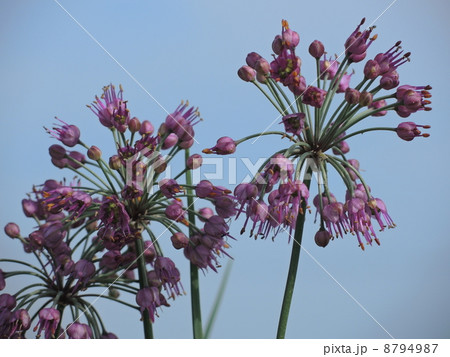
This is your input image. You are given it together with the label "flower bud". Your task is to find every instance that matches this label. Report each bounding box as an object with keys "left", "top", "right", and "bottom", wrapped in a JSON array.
[
  {"left": 198, "top": 207, "right": 214, "bottom": 222},
  {"left": 237, "top": 65, "right": 256, "bottom": 82},
  {"left": 128, "top": 117, "right": 141, "bottom": 133},
  {"left": 308, "top": 40, "right": 324, "bottom": 59},
  {"left": 363, "top": 59, "right": 381, "bottom": 79},
  {"left": 380, "top": 70, "right": 399, "bottom": 90},
  {"left": 202, "top": 137, "right": 236, "bottom": 155},
  {"left": 139, "top": 120, "right": 154, "bottom": 135},
  {"left": 179, "top": 138, "right": 194, "bottom": 149},
  {"left": 87, "top": 145, "right": 102, "bottom": 161},
  {"left": 109, "top": 155, "right": 122, "bottom": 170},
  {"left": 162, "top": 133, "right": 178, "bottom": 150},
  {"left": 332, "top": 140, "right": 350, "bottom": 154},
  {"left": 345, "top": 88, "right": 360, "bottom": 105},
  {"left": 255, "top": 58, "right": 270, "bottom": 75},
  {"left": 315, "top": 229, "right": 331, "bottom": 247},
  {"left": 49, "top": 144, "right": 66, "bottom": 160},
  {"left": 187, "top": 154, "right": 203, "bottom": 169},
  {"left": 158, "top": 123, "right": 167, "bottom": 136},
  {"left": 22, "top": 199, "right": 39, "bottom": 217},
  {"left": 170, "top": 232, "right": 189, "bottom": 250},
  {"left": 245, "top": 52, "right": 262, "bottom": 69},
  {"left": 67, "top": 151, "right": 86, "bottom": 169},
  {"left": 282, "top": 28, "right": 300, "bottom": 47},
  {"left": 359, "top": 91, "right": 373, "bottom": 107},
  {"left": 85, "top": 220, "right": 97, "bottom": 233},
  {"left": 109, "top": 288, "right": 120, "bottom": 299},
  {"left": 369, "top": 100, "right": 387, "bottom": 116},
  {"left": 51, "top": 157, "right": 67, "bottom": 169},
  {"left": 154, "top": 156, "right": 167, "bottom": 174},
  {"left": 256, "top": 72, "right": 268, "bottom": 84},
  {"left": 4, "top": 222, "right": 20, "bottom": 238},
  {"left": 272, "top": 35, "right": 283, "bottom": 55}
]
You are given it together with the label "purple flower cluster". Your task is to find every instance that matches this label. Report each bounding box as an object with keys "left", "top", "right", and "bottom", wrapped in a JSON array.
[
  {"left": 2, "top": 84, "right": 237, "bottom": 338},
  {"left": 213, "top": 18, "right": 433, "bottom": 250}
]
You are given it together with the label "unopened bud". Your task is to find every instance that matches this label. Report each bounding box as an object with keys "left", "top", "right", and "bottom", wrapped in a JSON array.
[{"left": 87, "top": 145, "right": 102, "bottom": 161}]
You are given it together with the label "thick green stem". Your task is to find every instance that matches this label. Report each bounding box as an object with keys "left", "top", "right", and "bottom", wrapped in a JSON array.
[
  {"left": 185, "top": 149, "right": 203, "bottom": 339},
  {"left": 276, "top": 172, "right": 311, "bottom": 339},
  {"left": 135, "top": 237, "right": 154, "bottom": 339}
]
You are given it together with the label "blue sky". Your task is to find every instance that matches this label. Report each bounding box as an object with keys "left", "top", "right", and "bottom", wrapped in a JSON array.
[{"left": 1, "top": 0, "right": 449, "bottom": 338}]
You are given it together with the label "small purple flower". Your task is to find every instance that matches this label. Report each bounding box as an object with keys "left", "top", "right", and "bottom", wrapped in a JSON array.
[
  {"left": 281, "top": 113, "right": 305, "bottom": 136},
  {"left": 164, "top": 102, "right": 200, "bottom": 142},
  {"left": 195, "top": 180, "right": 231, "bottom": 199},
  {"left": 395, "top": 85, "right": 432, "bottom": 117},
  {"left": 71, "top": 259, "right": 95, "bottom": 291},
  {"left": 159, "top": 179, "right": 183, "bottom": 199},
  {"left": 204, "top": 215, "right": 230, "bottom": 237},
  {"left": 337, "top": 72, "right": 353, "bottom": 93},
  {"left": 344, "top": 18, "right": 377, "bottom": 63},
  {"left": 368, "top": 198, "right": 395, "bottom": 230},
  {"left": 373, "top": 41, "right": 410, "bottom": 75},
  {"left": 302, "top": 86, "right": 327, "bottom": 108},
  {"left": 89, "top": 84, "right": 130, "bottom": 132},
  {"left": 154, "top": 257, "right": 183, "bottom": 298},
  {"left": 396, "top": 122, "right": 430, "bottom": 141},
  {"left": 171, "top": 232, "right": 189, "bottom": 250},
  {"left": 46, "top": 117, "right": 80, "bottom": 147},
  {"left": 198, "top": 207, "right": 214, "bottom": 222},
  {"left": 322, "top": 202, "right": 348, "bottom": 238},
  {"left": 67, "top": 323, "right": 93, "bottom": 339},
  {"left": 136, "top": 287, "right": 166, "bottom": 323},
  {"left": 121, "top": 182, "right": 144, "bottom": 200},
  {"left": 165, "top": 200, "right": 188, "bottom": 225},
  {"left": 214, "top": 196, "right": 237, "bottom": 219},
  {"left": 33, "top": 308, "right": 60, "bottom": 339},
  {"left": 320, "top": 55, "right": 339, "bottom": 80},
  {"left": 98, "top": 196, "right": 131, "bottom": 235},
  {"left": 261, "top": 154, "right": 294, "bottom": 186},
  {"left": 203, "top": 136, "right": 236, "bottom": 155}
]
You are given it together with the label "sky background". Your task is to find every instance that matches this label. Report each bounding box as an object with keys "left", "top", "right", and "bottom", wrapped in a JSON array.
[{"left": 1, "top": 0, "right": 449, "bottom": 339}]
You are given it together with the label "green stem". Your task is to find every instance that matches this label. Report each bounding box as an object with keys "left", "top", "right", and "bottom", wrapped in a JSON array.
[
  {"left": 185, "top": 149, "right": 203, "bottom": 339},
  {"left": 135, "top": 237, "right": 154, "bottom": 339},
  {"left": 276, "top": 170, "right": 311, "bottom": 339},
  {"left": 252, "top": 81, "right": 284, "bottom": 114},
  {"left": 204, "top": 260, "right": 233, "bottom": 338}
]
